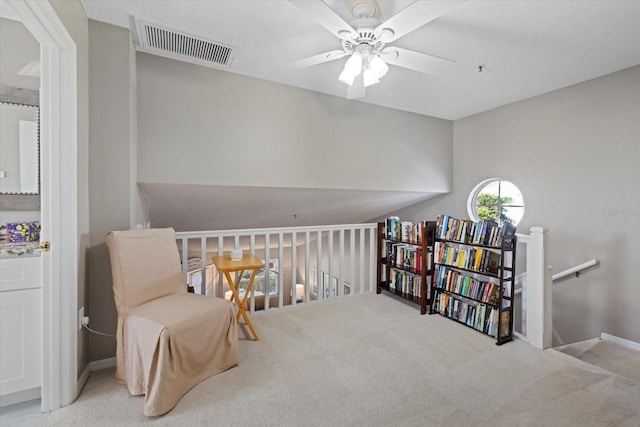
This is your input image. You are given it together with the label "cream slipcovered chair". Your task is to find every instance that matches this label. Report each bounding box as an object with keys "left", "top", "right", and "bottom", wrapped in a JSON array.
[{"left": 106, "top": 227, "right": 239, "bottom": 416}]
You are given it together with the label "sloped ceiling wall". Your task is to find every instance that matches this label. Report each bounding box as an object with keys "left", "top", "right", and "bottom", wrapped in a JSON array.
[
  {"left": 139, "top": 182, "right": 439, "bottom": 231},
  {"left": 136, "top": 52, "right": 453, "bottom": 231}
]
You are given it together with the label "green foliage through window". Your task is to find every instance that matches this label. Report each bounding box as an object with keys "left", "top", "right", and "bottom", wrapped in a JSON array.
[
  {"left": 476, "top": 193, "right": 514, "bottom": 223},
  {"left": 468, "top": 179, "right": 524, "bottom": 226}
]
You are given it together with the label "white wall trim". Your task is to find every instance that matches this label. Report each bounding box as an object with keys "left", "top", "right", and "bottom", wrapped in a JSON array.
[
  {"left": 77, "top": 357, "right": 116, "bottom": 394},
  {"left": 77, "top": 364, "right": 90, "bottom": 395},
  {"left": 553, "top": 334, "right": 640, "bottom": 353},
  {"left": 601, "top": 333, "right": 640, "bottom": 352},
  {"left": 89, "top": 357, "right": 117, "bottom": 371},
  {"left": 0, "top": 387, "right": 41, "bottom": 408},
  {"left": 553, "top": 337, "right": 600, "bottom": 353}
]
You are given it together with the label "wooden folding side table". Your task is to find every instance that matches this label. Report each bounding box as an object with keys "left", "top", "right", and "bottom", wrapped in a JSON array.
[{"left": 212, "top": 253, "right": 264, "bottom": 341}]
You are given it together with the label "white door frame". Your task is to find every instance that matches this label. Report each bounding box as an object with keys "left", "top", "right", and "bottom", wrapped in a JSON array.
[{"left": 9, "top": 0, "right": 78, "bottom": 412}]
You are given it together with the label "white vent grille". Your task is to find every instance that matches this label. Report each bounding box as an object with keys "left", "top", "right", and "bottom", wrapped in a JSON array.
[{"left": 134, "top": 19, "right": 235, "bottom": 68}]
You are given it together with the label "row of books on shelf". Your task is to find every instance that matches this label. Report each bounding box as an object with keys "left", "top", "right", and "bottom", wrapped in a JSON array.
[
  {"left": 433, "top": 265, "right": 505, "bottom": 304},
  {"left": 435, "top": 215, "right": 516, "bottom": 247},
  {"left": 434, "top": 293, "right": 510, "bottom": 338},
  {"left": 434, "top": 241, "right": 501, "bottom": 275},
  {"left": 385, "top": 217, "right": 429, "bottom": 244},
  {"left": 384, "top": 241, "right": 425, "bottom": 272},
  {"left": 385, "top": 268, "right": 422, "bottom": 298}
]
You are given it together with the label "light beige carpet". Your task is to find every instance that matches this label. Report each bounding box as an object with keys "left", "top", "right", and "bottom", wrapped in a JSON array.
[
  {"left": 45, "top": 293, "right": 640, "bottom": 426},
  {"left": 559, "top": 339, "right": 640, "bottom": 384}
]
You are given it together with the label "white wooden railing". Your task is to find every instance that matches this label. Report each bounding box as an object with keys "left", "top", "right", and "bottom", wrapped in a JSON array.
[
  {"left": 177, "top": 223, "right": 559, "bottom": 350},
  {"left": 175, "top": 223, "right": 378, "bottom": 313},
  {"left": 516, "top": 257, "right": 599, "bottom": 348},
  {"left": 514, "top": 227, "right": 552, "bottom": 350}
]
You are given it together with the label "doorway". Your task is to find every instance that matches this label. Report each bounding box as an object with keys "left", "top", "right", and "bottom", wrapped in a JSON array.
[{"left": 8, "top": 0, "right": 79, "bottom": 412}]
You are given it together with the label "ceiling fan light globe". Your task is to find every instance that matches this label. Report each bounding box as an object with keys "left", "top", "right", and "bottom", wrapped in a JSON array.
[
  {"left": 369, "top": 55, "right": 388, "bottom": 78},
  {"left": 338, "top": 68, "right": 356, "bottom": 86},
  {"left": 344, "top": 52, "right": 363, "bottom": 76},
  {"left": 363, "top": 68, "right": 379, "bottom": 87}
]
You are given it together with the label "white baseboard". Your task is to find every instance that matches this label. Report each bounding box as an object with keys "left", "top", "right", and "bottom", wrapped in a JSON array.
[
  {"left": 512, "top": 331, "right": 527, "bottom": 342},
  {"left": 89, "top": 357, "right": 116, "bottom": 371},
  {"left": 553, "top": 337, "right": 599, "bottom": 352},
  {"left": 600, "top": 333, "right": 640, "bottom": 352},
  {"left": 76, "top": 364, "right": 90, "bottom": 399},
  {"left": 0, "top": 387, "right": 40, "bottom": 408}
]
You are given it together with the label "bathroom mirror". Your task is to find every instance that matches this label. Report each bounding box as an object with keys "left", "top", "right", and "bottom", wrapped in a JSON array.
[{"left": 0, "top": 101, "right": 39, "bottom": 195}]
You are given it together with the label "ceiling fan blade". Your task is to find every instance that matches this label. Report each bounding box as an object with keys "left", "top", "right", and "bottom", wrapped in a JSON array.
[
  {"left": 290, "top": 50, "right": 348, "bottom": 69},
  {"left": 375, "top": 1, "right": 464, "bottom": 43},
  {"left": 381, "top": 47, "right": 455, "bottom": 76},
  {"left": 346, "top": 76, "right": 365, "bottom": 100},
  {"left": 290, "top": 0, "right": 358, "bottom": 40}
]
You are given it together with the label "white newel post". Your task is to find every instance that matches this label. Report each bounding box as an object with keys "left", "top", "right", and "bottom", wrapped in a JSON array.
[{"left": 526, "top": 227, "right": 552, "bottom": 349}]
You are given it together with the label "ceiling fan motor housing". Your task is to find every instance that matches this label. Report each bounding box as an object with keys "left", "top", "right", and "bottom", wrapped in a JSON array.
[{"left": 343, "top": 16, "right": 385, "bottom": 53}]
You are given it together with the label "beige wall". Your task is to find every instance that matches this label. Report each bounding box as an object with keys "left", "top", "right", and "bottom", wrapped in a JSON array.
[
  {"left": 136, "top": 53, "right": 453, "bottom": 194},
  {"left": 391, "top": 65, "right": 640, "bottom": 345},
  {"left": 78, "top": 49, "right": 452, "bottom": 362},
  {"left": 49, "top": 0, "right": 90, "bottom": 380},
  {"left": 87, "top": 20, "right": 139, "bottom": 361}
]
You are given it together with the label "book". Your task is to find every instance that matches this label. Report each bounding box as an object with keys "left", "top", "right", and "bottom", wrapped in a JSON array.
[
  {"left": 499, "top": 221, "right": 517, "bottom": 246},
  {"left": 487, "top": 308, "right": 499, "bottom": 336},
  {"left": 473, "top": 248, "right": 483, "bottom": 270},
  {"left": 500, "top": 311, "right": 510, "bottom": 337},
  {"left": 486, "top": 284, "right": 500, "bottom": 305},
  {"left": 501, "top": 221, "right": 517, "bottom": 237},
  {"left": 485, "top": 251, "right": 501, "bottom": 274}
]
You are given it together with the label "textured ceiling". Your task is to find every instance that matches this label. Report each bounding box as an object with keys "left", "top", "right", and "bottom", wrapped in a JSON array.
[{"left": 80, "top": 0, "right": 640, "bottom": 120}]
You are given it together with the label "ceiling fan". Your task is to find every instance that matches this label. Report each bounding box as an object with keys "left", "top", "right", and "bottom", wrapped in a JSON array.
[{"left": 290, "top": 0, "right": 462, "bottom": 99}]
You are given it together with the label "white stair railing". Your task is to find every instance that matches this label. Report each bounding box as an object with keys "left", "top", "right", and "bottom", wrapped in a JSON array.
[
  {"left": 175, "top": 223, "right": 378, "bottom": 313},
  {"left": 515, "top": 253, "right": 599, "bottom": 349},
  {"left": 514, "top": 227, "right": 552, "bottom": 350}
]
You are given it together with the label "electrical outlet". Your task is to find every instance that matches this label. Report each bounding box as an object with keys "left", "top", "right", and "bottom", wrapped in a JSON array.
[{"left": 79, "top": 307, "right": 84, "bottom": 330}]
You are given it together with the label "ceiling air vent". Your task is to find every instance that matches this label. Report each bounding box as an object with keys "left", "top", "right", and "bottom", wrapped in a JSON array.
[{"left": 133, "top": 18, "right": 235, "bottom": 69}]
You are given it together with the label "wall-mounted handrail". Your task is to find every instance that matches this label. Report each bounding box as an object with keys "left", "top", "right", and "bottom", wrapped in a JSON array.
[
  {"left": 552, "top": 259, "right": 599, "bottom": 281},
  {"left": 514, "top": 258, "right": 599, "bottom": 297}
]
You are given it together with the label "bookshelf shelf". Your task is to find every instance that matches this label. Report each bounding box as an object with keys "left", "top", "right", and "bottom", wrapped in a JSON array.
[
  {"left": 376, "top": 219, "right": 435, "bottom": 315},
  {"left": 430, "top": 215, "right": 517, "bottom": 345},
  {"left": 379, "top": 258, "right": 425, "bottom": 276}
]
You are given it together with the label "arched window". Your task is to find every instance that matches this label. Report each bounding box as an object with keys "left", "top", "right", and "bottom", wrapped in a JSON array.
[{"left": 467, "top": 179, "right": 524, "bottom": 225}]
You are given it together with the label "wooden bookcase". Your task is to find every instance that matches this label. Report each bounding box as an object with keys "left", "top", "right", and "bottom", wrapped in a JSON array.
[
  {"left": 376, "top": 219, "right": 435, "bottom": 315},
  {"left": 429, "top": 216, "right": 516, "bottom": 345}
]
